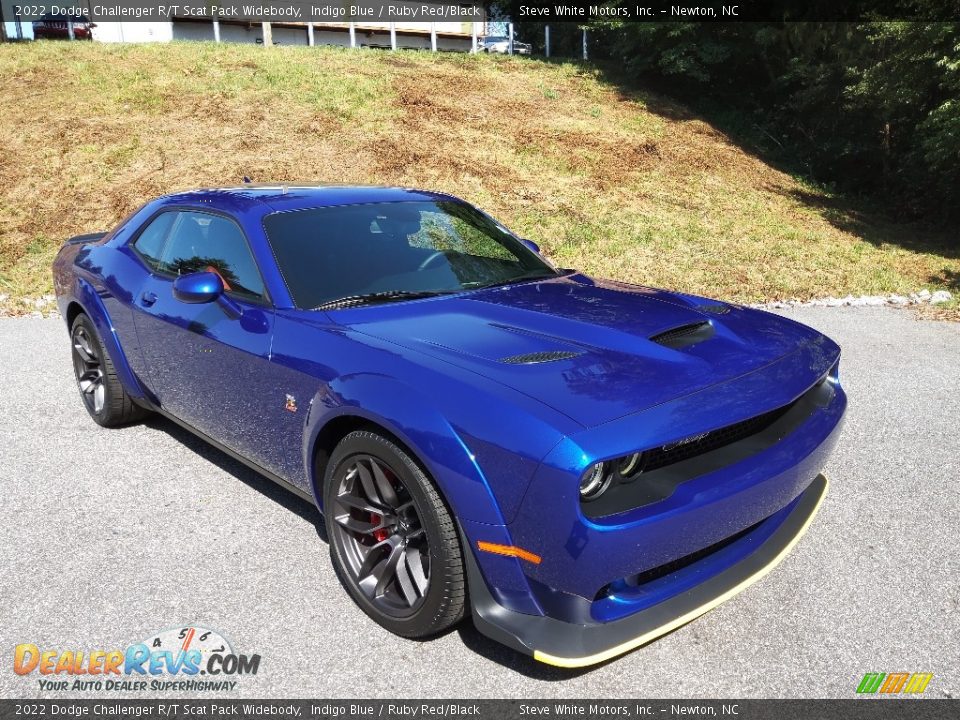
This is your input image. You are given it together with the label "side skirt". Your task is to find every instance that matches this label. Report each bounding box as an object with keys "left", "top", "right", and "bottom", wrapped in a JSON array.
[{"left": 155, "top": 408, "right": 316, "bottom": 505}]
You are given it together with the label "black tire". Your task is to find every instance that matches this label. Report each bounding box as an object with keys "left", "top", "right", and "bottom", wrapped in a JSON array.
[
  {"left": 324, "top": 430, "right": 466, "bottom": 638},
  {"left": 70, "top": 313, "right": 149, "bottom": 427}
]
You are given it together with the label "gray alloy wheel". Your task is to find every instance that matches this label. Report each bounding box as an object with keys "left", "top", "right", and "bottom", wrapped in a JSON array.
[
  {"left": 70, "top": 313, "right": 148, "bottom": 427},
  {"left": 331, "top": 453, "right": 431, "bottom": 617},
  {"left": 72, "top": 323, "right": 106, "bottom": 415},
  {"left": 324, "top": 431, "right": 466, "bottom": 638}
]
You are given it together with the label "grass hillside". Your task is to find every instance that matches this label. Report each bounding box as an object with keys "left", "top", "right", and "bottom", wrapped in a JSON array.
[{"left": 0, "top": 41, "right": 957, "bottom": 315}]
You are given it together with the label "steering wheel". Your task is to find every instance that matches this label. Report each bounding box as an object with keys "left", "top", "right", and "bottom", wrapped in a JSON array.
[{"left": 418, "top": 251, "right": 447, "bottom": 271}]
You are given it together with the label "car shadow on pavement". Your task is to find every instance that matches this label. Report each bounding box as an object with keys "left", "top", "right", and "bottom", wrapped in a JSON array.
[{"left": 144, "top": 415, "right": 328, "bottom": 544}]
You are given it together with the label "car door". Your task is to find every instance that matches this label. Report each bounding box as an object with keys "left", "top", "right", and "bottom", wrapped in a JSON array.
[{"left": 131, "top": 209, "right": 276, "bottom": 463}]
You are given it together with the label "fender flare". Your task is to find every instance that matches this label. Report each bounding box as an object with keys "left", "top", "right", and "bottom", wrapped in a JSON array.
[
  {"left": 71, "top": 277, "right": 148, "bottom": 401},
  {"left": 303, "top": 372, "right": 507, "bottom": 526}
]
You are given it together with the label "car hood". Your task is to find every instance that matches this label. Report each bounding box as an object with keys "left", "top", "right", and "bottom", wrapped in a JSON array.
[{"left": 341, "top": 275, "right": 828, "bottom": 428}]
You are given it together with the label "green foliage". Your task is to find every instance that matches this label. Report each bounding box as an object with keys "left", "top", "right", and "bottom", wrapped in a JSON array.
[{"left": 521, "top": 16, "right": 960, "bottom": 226}]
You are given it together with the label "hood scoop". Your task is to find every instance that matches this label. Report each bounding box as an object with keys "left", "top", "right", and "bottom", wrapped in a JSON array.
[
  {"left": 344, "top": 276, "right": 817, "bottom": 427},
  {"left": 500, "top": 350, "right": 583, "bottom": 365},
  {"left": 650, "top": 321, "right": 715, "bottom": 350}
]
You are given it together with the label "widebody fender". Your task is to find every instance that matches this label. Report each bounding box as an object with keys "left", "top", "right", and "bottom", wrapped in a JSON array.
[
  {"left": 66, "top": 275, "right": 148, "bottom": 402},
  {"left": 304, "top": 372, "right": 508, "bottom": 527},
  {"left": 302, "top": 373, "right": 552, "bottom": 617}
]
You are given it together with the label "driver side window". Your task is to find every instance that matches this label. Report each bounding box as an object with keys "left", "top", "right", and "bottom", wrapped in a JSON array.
[{"left": 159, "top": 211, "right": 266, "bottom": 302}]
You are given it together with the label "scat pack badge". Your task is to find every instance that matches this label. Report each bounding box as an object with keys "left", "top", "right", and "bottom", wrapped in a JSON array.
[{"left": 13, "top": 626, "right": 261, "bottom": 692}]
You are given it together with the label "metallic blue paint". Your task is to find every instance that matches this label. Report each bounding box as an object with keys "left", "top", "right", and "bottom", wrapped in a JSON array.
[
  {"left": 52, "top": 185, "right": 847, "bottom": 658},
  {"left": 520, "top": 239, "right": 541, "bottom": 254},
  {"left": 171, "top": 271, "right": 226, "bottom": 304}
]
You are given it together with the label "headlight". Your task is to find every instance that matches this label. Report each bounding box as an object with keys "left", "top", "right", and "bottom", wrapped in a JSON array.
[
  {"left": 580, "top": 452, "right": 647, "bottom": 502},
  {"left": 579, "top": 462, "right": 611, "bottom": 501},
  {"left": 616, "top": 452, "right": 646, "bottom": 482}
]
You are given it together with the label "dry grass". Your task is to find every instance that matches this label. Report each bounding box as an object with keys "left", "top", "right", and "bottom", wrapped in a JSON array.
[{"left": 1, "top": 41, "right": 957, "bottom": 317}]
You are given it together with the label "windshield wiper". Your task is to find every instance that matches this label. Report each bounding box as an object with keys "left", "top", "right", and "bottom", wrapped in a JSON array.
[
  {"left": 466, "top": 270, "right": 561, "bottom": 291},
  {"left": 313, "top": 290, "right": 454, "bottom": 311}
]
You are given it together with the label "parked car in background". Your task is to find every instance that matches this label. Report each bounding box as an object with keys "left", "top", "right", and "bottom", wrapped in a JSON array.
[
  {"left": 480, "top": 36, "right": 532, "bottom": 55},
  {"left": 33, "top": 13, "right": 96, "bottom": 40}
]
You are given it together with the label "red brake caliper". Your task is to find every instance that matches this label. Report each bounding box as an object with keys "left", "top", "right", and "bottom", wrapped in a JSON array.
[{"left": 370, "top": 513, "right": 389, "bottom": 542}]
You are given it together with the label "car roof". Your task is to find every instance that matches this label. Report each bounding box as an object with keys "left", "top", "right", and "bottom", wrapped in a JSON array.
[{"left": 160, "top": 184, "right": 461, "bottom": 214}]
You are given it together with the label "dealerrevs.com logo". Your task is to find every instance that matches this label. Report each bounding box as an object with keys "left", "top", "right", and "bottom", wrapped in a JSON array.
[{"left": 13, "top": 626, "right": 261, "bottom": 692}]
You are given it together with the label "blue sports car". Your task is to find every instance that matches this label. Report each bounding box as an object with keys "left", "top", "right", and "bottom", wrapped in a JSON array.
[{"left": 53, "top": 185, "right": 846, "bottom": 667}]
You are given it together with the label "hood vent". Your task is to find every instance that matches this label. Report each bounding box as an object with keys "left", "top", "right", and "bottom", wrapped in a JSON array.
[
  {"left": 501, "top": 350, "right": 582, "bottom": 365},
  {"left": 649, "top": 321, "right": 714, "bottom": 349},
  {"left": 696, "top": 303, "right": 731, "bottom": 315}
]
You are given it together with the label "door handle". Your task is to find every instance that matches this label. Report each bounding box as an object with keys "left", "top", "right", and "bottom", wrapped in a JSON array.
[{"left": 140, "top": 291, "right": 158, "bottom": 307}]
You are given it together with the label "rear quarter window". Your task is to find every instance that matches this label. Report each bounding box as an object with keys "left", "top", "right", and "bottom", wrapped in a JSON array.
[{"left": 132, "top": 212, "right": 176, "bottom": 271}]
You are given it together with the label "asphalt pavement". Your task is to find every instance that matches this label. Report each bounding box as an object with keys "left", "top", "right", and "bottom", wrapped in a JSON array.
[{"left": 1, "top": 306, "right": 957, "bottom": 699}]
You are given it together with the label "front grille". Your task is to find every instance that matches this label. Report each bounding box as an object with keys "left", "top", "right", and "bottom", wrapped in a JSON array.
[
  {"left": 649, "top": 321, "right": 714, "bottom": 349},
  {"left": 501, "top": 350, "right": 582, "bottom": 364},
  {"left": 627, "top": 520, "right": 759, "bottom": 586},
  {"left": 643, "top": 400, "right": 798, "bottom": 472},
  {"left": 582, "top": 378, "right": 831, "bottom": 519},
  {"left": 596, "top": 520, "right": 762, "bottom": 600}
]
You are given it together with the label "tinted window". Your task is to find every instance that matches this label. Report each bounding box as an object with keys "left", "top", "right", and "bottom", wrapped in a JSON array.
[
  {"left": 263, "top": 200, "right": 557, "bottom": 309},
  {"left": 132, "top": 212, "right": 176, "bottom": 271},
  {"left": 159, "top": 211, "right": 266, "bottom": 301}
]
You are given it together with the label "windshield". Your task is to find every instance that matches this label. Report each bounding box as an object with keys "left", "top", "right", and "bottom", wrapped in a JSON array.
[{"left": 263, "top": 200, "right": 558, "bottom": 310}]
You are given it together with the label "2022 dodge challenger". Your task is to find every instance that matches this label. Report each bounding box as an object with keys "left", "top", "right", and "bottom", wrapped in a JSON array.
[{"left": 53, "top": 185, "right": 846, "bottom": 667}]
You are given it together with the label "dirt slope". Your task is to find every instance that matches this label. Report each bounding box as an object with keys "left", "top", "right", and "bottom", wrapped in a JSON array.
[{"left": 0, "top": 41, "right": 956, "bottom": 314}]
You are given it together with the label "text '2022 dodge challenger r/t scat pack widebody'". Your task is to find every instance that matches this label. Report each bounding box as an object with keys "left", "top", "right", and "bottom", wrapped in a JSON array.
[{"left": 53, "top": 185, "right": 846, "bottom": 667}]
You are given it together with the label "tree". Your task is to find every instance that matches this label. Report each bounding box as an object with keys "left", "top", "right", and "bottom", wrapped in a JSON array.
[{"left": 571, "top": 17, "right": 960, "bottom": 224}]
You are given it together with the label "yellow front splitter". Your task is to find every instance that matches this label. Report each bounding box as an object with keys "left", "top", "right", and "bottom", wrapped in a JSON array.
[
  {"left": 467, "top": 475, "right": 829, "bottom": 669},
  {"left": 532, "top": 475, "right": 829, "bottom": 668}
]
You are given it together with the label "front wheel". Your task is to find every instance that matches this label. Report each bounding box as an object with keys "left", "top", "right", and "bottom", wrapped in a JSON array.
[
  {"left": 70, "top": 313, "right": 148, "bottom": 427},
  {"left": 324, "top": 430, "right": 466, "bottom": 638}
]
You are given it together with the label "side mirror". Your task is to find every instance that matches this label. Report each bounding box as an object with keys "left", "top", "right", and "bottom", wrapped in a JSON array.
[
  {"left": 172, "top": 271, "right": 224, "bottom": 304},
  {"left": 520, "top": 239, "right": 541, "bottom": 254}
]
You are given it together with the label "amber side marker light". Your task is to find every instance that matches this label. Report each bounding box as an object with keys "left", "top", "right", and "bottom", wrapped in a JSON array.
[{"left": 477, "top": 541, "right": 542, "bottom": 565}]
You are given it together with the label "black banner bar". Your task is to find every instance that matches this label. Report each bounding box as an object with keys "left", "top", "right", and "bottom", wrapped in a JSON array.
[
  {"left": 0, "top": 700, "right": 958, "bottom": 720},
  {"left": 8, "top": 1, "right": 960, "bottom": 23},
  {"left": 505, "top": 0, "right": 960, "bottom": 22}
]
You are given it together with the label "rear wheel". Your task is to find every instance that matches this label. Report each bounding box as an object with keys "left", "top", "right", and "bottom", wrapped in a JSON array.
[
  {"left": 70, "top": 313, "right": 148, "bottom": 427},
  {"left": 324, "top": 430, "right": 466, "bottom": 638}
]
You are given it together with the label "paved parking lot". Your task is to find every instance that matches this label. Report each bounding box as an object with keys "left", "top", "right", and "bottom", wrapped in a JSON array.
[{"left": 1, "top": 306, "right": 957, "bottom": 698}]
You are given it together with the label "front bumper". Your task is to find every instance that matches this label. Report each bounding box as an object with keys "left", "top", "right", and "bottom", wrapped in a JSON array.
[{"left": 468, "top": 473, "right": 828, "bottom": 667}]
